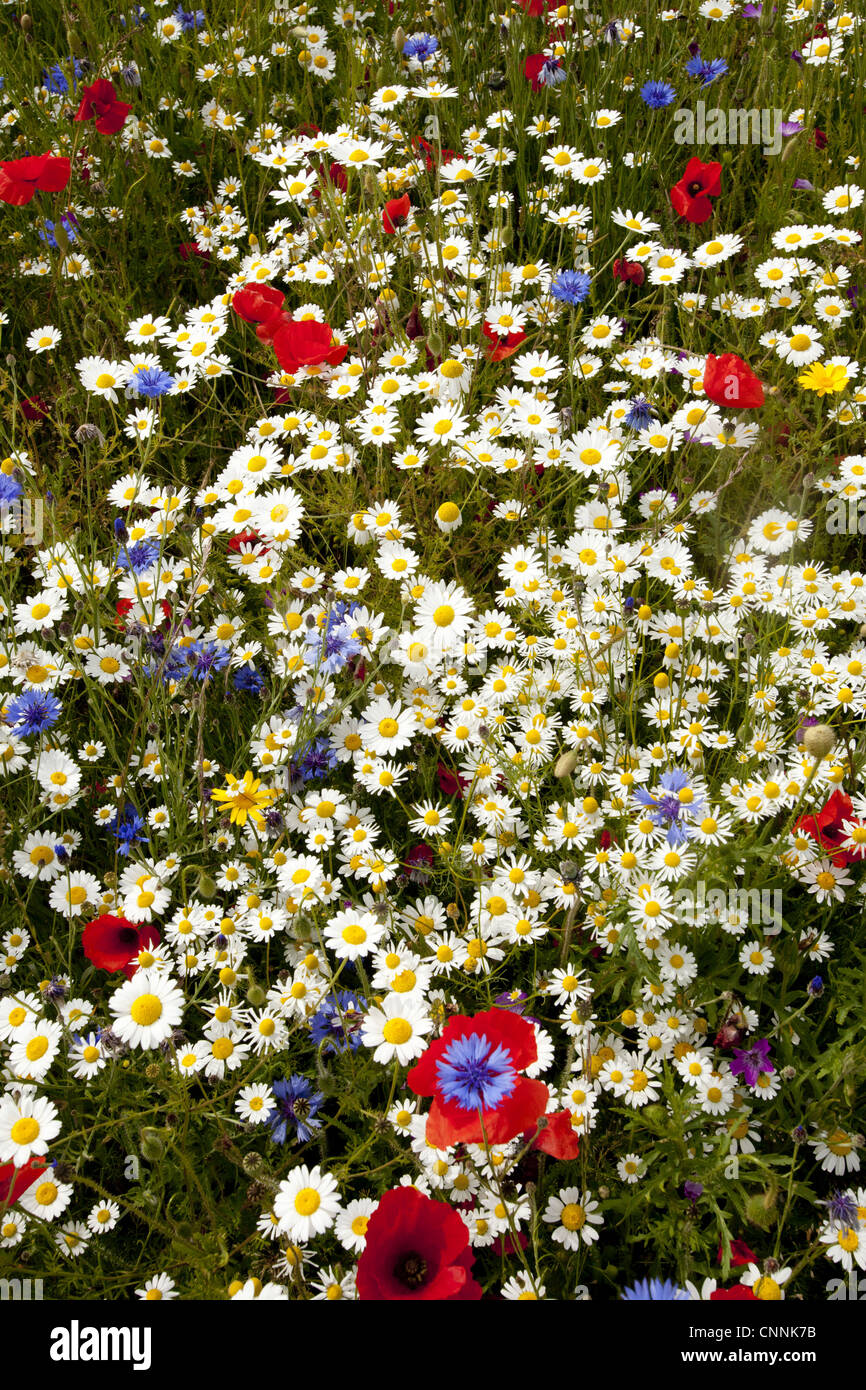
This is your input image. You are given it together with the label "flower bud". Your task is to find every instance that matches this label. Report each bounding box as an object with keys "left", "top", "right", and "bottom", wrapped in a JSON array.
[
  {"left": 802, "top": 723, "right": 835, "bottom": 759},
  {"left": 554, "top": 749, "right": 579, "bottom": 778},
  {"left": 197, "top": 872, "right": 217, "bottom": 899},
  {"left": 139, "top": 1128, "right": 165, "bottom": 1163}
]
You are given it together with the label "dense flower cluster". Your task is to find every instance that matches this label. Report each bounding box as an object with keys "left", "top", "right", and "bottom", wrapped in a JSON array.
[{"left": 0, "top": 0, "right": 864, "bottom": 1303}]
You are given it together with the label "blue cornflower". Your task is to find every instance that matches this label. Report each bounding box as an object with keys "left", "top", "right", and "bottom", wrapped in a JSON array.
[
  {"left": 623, "top": 397, "right": 657, "bottom": 431},
  {"left": 129, "top": 367, "right": 175, "bottom": 399},
  {"left": 309, "top": 991, "right": 365, "bottom": 1055},
  {"left": 621, "top": 1278, "right": 691, "bottom": 1300},
  {"left": 288, "top": 736, "right": 338, "bottom": 786},
  {"left": 633, "top": 770, "right": 705, "bottom": 846},
  {"left": 116, "top": 539, "right": 161, "bottom": 573},
  {"left": 435, "top": 1033, "right": 518, "bottom": 1112},
  {"left": 186, "top": 640, "right": 230, "bottom": 683},
  {"left": 268, "top": 1076, "right": 325, "bottom": 1144},
  {"left": 0, "top": 472, "right": 23, "bottom": 504},
  {"left": 819, "top": 1190, "right": 859, "bottom": 1232},
  {"left": 402, "top": 32, "right": 439, "bottom": 62},
  {"left": 38, "top": 214, "right": 78, "bottom": 250},
  {"left": 109, "top": 805, "right": 148, "bottom": 857},
  {"left": 173, "top": 5, "right": 206, "bottom": 30},
  {"left": 550, "top": 270, "right": 591, "bottom": 306},
  {"left": 304, "top": 602, "right": 362, "bottom": 675},
  {"left": 807, "top": 975, "right": 824, "bottom": 998},
  {"left": 640, "top": 81, "right": 676, "bottom": 109},
  {"left": 685, "top": 54, "right": 729, "bottom": 86},
  {"left": 539, "top": 57, "right": 567, "bottom": 87},
  {"left": 7, "top": 690, "right": 62, "bottom": 736},
  {"left": 233, "top": 665, "right": 265, "bottom": 694},
  {"left": 54, "top": 844, "right": 70, "bottom": 865},
  {"left": 42, "top": 59, "right": 85, "bottom": 94}
]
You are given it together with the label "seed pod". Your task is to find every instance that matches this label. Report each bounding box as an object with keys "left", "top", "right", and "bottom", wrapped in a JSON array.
[{"left": 554, "top": 749, "right": 579, "bottom": 778}]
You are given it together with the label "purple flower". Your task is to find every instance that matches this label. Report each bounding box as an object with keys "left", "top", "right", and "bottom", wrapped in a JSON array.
[
  {"left": 730, "top": 1038, "right": 774, "bottom": 1088},
  {"left": 792, "top": 179, "right": 813, "bottom": 191},
  {"left": 494, "top": 989, "right": 529, "bottom": 1013},
  {"left": 268, "top": 1075, "right": 324, "bottom": 1144},
  {"left": 684, "top": 1180, "right": 703, "bottom": 1207},
  {"left": 633, "top": 770, "right": 705, "bottom": 846}
]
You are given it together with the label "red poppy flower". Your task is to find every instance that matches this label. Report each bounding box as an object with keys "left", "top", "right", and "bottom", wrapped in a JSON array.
[
  {"left": 271, "top": 318, "right": 348, "bottom": 374},
  {"left": 436, "top": 761, "right": 468, "bottom": 799},
  {"left": 232, "top": 282, "right": 286, "bottom": 325},
  {"left": 711, "top": 1285, "right": 757, "bottom": 1300},
  {"left": 356, "top": 1186, "right": 482, "bottom": 1300},
  {"left": 178, "top": 241, "right": 210, "bottom": 261},
  {"left": 718, "top": 1238, "right": 757, "bottom": 1268},
  {"left": 383, "top": 193, "right": 411, "bottom": 234},
  {"left": 20, "top": 395, "right": 51, "bottom": 421},
  {"left": 523, "top": 54, "right": 547, "bottom": 91},
  {"left": 407, "top": 1007, "right": 549, "bottom": 1148},
  {"left": 613, "top": 258, "right": 645, "bottom": 286},
  {"left": 703, "top": 353, "right": 764, "bottom": 408},
  {"left": 410, "top": 135, "right": 456, "bottom": 170},
  {"left": 319, "top": 161, "right": 347, "bottom": 192},
  {"left": 74, "top": 79, "right": 132, "bottom": 136},
  {"left": 227, "top": 529, "right": 267, "bottom": 554},
  {"left": 0, "top": 152, "right": 71, "bottom": 206},
  {"left": 793, "top": 789, "right": 856, "bottom": 867},
  {"left": 482, "top": 321, "right": 527, "bottom": 361},
  {"left": 82, "top": 915, "right": 161, "bottom": 979},
  {"left": 527, "top": 1108, "right": 580, "bottom": 1160},
  {"left": 669, "top": 157, "right": 722, "bottom": 224},
  {"left": 0, "top": 1158, "right": 47, "bottom": 1207}
]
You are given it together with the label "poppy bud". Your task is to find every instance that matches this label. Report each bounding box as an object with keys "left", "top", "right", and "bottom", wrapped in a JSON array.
[
  {"left": 139, "top": 1128, "right": 165, "bottom": 1162},
  {"left": 802, "top": 723, "right": 835, "bottom": 759},
  {"left": 198, "top": 872, "right": 217, "bottom": 899}
]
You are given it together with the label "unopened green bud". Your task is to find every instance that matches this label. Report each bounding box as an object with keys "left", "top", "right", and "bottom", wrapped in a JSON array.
[
  {"left": 139, "top": 1127, "right": 165, "bottom": 1163},
  {"left": 198, "top": 872, "right": 217, "bottom": 899}
]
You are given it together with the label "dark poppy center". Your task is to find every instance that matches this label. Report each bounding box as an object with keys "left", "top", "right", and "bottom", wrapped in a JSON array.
[
  {"left": 394, "top": 1251, "right": 428, "bottom": 1288},
  {"left": 686, "top": 181, "right": 704, "bottom": 196},
  {"left": 117, "top": 927, "right": 139, "bottom": 944}
]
